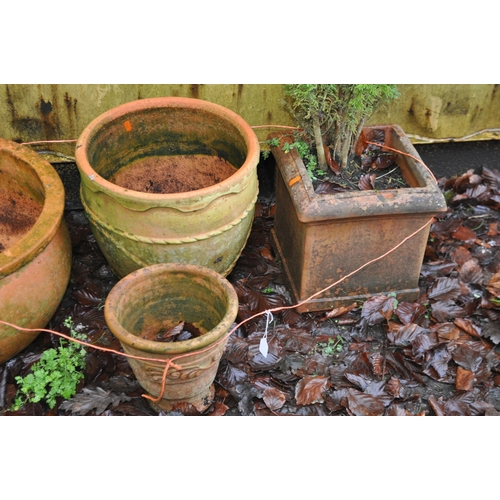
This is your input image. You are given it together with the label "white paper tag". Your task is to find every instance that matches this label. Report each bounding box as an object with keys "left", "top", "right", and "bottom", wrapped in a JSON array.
[
  {"left": 258, "top": 310, "right": 273, "bottom": 358},
  {"left": 259, "top": 336, "right": 269, "bottom": 357}
]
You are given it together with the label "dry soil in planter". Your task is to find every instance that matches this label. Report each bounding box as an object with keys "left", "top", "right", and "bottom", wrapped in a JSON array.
[
  {"left": 0, "top": 187, "right": 42, "bottom": 251},
  {"left": 109, "top": 154, "right": 238, "bottom": 194}
]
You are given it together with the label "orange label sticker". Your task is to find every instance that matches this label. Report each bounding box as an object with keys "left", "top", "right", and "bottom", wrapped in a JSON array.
[
  {"left": 289, "top": 175, "right": 301, "bottom": 187},
  {"left": 124, "top": 120, "right": 132, "bottom": 132}
]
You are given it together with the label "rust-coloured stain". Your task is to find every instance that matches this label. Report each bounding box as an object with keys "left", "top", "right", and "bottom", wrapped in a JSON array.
[
  {"left": 5, "top": 85, "right": 42, "bottom": 142},
  {"left": 124, "top": 120, "right": 132, "bottom": 132},
  {"left": 63, "top": 92, "right": 78, "bottom": 131},
  {"left": 408, "top": 99, "right": 415, "bottom": 116},
  {"left": 189, "top": 84, "right": 199, "bottom": 99}
]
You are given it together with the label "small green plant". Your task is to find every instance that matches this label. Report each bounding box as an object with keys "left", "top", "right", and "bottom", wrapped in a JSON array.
[
  {"left": 263, "top": 137, "right": 326, "bottom": 180},
  {"left": 11, "top": 317, "right": 87, "bottom": 410},
  {"left": 288, "top": 139, "right": 325, "bottom": 180},
  {"left": 315, "top": 335, "right": 344, "bottom": 356},
  {"left": 262, "top": 137, "right": 281, "bottom": 159}
]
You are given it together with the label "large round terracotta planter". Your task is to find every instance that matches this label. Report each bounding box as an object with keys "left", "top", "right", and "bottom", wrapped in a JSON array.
[
  {"left": 75, "top": 97, "right": 260, "bottom": 279},
  {"left": 0, "top": 139, "right": 72, "bottom": 364},
  {"left": 104, "top": 262, "right": 239, "bottom": 412}
]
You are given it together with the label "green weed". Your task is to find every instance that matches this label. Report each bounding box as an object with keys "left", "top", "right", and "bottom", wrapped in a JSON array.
[
  {"left": 315, "top": 335, "right": 344, "bottom": 356},
  {"left": 11, "top": 317, "right": 87, "bottom": 410},
  {"left": 264, "top": 137, "right": 325, "bottom": 181}
]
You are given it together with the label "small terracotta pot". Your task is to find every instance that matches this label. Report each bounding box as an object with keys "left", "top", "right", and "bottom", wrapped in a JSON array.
[
  {"left": 104, "top": 263, "right": 238, "bottom": 412},
  {"left": 0, "top": 139, "right": 72, "bottom": 364},
  {"left": 75, "top": 97, "right": 260, "bottom": 279}
]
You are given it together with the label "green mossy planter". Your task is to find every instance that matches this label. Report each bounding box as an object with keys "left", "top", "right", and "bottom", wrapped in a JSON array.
[
  {"left": 104, "top": 263, "right": 239, "bottom": 412},
  {"left": 0, "top": 139, "right": 71, "bottom": 364},
  {"left": 75, "top": 97, "right": 260, "bottom": 279}
]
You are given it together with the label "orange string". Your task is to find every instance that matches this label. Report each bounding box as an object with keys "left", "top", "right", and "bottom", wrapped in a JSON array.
[
  {"left": 141, "top": 360, "right": 174, "bottom": 403},
  {"left": 365, "top": 140, "right": 438, "bottom": 183},
  {"left": 3, "top": 140, "right": 437, "bottom": 407},
  {"left": 220, "top": 216, "right": 434, "bottom": 342},
  {"left": 20, "top": 140, "right": 77, "bottom": 145},
  {"left": 250, "top": 125, "right": 300, "bottom": 130},
  {"left": 0, "top": 320, "right": 182, "bottom": 402},
  {"left": 0, "top": 216, "right": 433, "bottom": 406}
]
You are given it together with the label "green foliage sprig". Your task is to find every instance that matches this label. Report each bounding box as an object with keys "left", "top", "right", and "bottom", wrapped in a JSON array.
[
  {"left": 11, "top": 317, "right": 87, "bottom": 410},
  {"left": 314, "top": 335, "right": 344, "bottom": 356},
  {"left": 263, "top": 137, "right": 326, "bottom": 180},
  {"left": 283, "top": 84, "right": 400, "bottom": 171}
]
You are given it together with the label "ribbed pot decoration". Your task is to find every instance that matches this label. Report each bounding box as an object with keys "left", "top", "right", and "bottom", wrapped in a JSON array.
[{"left": 75, "top": 97, "right": 260, "bottom": 279}]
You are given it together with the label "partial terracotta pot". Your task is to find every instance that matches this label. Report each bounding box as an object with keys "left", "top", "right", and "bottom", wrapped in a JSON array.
[
  {"left": 104, "top": 263, "right": 238, "bottom": 412},
  {"left": 75, "top": 97, "right": 260, "bottom": 279},
  {"left": 269, "top": 125, "right": 447, "bottom": 313},
  {"left": 0, "top": 139, "right": 72, "bottom": 364}
]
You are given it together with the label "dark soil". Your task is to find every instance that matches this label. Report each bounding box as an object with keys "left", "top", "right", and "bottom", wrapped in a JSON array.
[
  {"left": 109, "top": 155, "right": 238, "bottom": 194},
  {"left": 311, "top": 154, "right": 410, "bottom": 194},
  {"left": 1, "top": 154, "right": 500, "bottom": 417},
  {"left": 53, "top": 163, "right": 82, "bottom": 211},
  {"left": 296, "top": 128, "right": 412, "bottom": 193}
]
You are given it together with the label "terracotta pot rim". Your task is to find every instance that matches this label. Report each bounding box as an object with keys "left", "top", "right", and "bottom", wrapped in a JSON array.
[
  {"left": 0, "top": 139, "right": 65, "bottom": 276},
  {"left": 104, "top": 262, "right": 239, "bottom": 355},
  {"left": 268, "top": 124, "right": 447, "bottom": 222},
  {"left": 75, "top": 96, "right": 261, "bottom": 202}
]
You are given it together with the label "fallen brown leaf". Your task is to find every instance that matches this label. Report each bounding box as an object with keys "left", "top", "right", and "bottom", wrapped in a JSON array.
[
  {"left": 453, "top": 318, "right": 481, "bottom": 338},
  {"left": 358, "top": 173, "right": 376, "bottom": 191},
  {"left": 456, "top": 367, "right": 474, "bottom": 391},
  {"left": 263, "top": 387, "right": 286, "bottom": 411},
  {"left": 295, "top": 376, "right": 330, "bottom": 406}
]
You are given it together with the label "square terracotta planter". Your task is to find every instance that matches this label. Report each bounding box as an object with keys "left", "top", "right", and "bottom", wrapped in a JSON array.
[{"left": 269, "top": 125, "right": 447, "bottom": 313}]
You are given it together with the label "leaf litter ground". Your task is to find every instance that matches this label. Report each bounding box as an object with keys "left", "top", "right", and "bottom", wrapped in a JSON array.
[{"left": 1, "top": 165, "right": 500, "bottom": 416}]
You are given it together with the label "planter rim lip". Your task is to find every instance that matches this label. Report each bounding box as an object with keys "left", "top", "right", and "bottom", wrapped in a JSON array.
[
  {"left": 75, "top": 96, "right": 261, "bottom": 203},
  {"left": 104, "top": 262, "right": 239, "bottom": 355},
  {"left": 269, "top": 124, "right": 447, "bottom": 222},
  {"left": 0, "top": 138, "right": 65, "bottom": 276}
]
